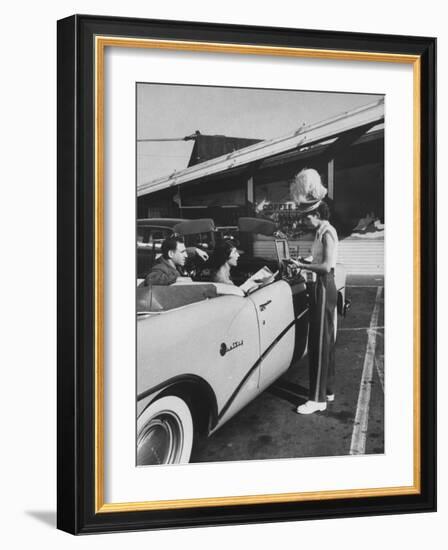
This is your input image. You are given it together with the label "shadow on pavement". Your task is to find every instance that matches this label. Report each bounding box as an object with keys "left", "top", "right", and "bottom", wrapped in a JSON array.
[{"left": 268, "top": 380, "right": 308, "bottom": 406}]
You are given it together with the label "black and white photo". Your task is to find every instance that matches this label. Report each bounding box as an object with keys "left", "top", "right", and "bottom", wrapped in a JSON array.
[{"left": 136, "top": 83, "right": 385, "bottom": 465}]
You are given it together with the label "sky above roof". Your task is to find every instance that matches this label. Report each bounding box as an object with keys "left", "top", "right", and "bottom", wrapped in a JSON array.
[{"left": 137, "top": 83, "right": 382, "bottom": 186}]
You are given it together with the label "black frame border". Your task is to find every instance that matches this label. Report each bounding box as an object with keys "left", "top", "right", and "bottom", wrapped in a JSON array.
[{"left": 57, "top": 14, "right": 436, "bottom": 534}]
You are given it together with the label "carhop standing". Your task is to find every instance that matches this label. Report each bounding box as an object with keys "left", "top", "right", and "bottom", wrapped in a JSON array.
[{"left": 290, "top": 169, "right": 339, "bottom": 415}]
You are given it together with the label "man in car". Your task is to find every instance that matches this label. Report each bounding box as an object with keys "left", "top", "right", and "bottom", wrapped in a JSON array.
[{"left": 144, "top": 236, "right": 208, "bottom": 286}]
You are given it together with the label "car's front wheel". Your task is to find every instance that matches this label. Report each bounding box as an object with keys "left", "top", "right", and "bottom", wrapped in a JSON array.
[{"left": 137, "top": 395, "right": 194, "bottom": 465}]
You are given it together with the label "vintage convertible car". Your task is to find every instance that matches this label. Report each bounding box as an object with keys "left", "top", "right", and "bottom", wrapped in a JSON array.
[{"left": 136, "top": 218, "right": 348, "bottom": 465}]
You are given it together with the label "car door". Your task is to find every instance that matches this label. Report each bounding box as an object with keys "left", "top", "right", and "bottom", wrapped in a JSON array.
[
  {"left": 138, "top": 292, "right": 261, "bottom": 429},
  {"left": 247, "top": 279, "right": 296, "bottom": 389}
]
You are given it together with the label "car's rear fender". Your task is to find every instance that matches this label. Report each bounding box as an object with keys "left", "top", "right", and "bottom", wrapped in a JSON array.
[
  {"left": 335, "top": 263, "right": 350, "bottom": 316},
  {"left": 138, "top": 295, "right": 260, "bottom": 411}
]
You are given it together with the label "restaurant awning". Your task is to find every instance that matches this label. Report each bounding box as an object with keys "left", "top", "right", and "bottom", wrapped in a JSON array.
[{"left": 138, "top": 98, "right": 384, "bottom": 197}]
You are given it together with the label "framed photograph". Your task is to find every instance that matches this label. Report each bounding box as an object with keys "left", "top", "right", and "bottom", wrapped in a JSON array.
[{"left": 57, "top": 14, "right": 436, "bottom": 534}]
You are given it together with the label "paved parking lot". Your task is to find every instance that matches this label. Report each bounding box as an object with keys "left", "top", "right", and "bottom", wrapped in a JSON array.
[{"left": 191, "top": 274, "right": 384, "bottom": 463}]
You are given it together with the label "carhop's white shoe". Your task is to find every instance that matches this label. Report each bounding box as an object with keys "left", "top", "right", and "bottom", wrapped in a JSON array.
[
  {"left": 326, "top": 394, "right": 335, "bottom": 402},
  {"left": 296, "top": 400, "right": 327, "bottom": 415}
]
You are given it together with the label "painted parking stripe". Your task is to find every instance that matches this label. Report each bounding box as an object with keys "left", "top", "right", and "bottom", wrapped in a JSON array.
[{"left": 350, "top": 286, "right": 383, "bottom": 455}]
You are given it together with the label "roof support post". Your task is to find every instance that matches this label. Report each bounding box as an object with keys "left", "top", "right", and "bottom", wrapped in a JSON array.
[
  {"left": 327, "top": 159, "right": 334, "bottom": 200},
  {"left": 246, "top": 175, "right": 255, "bottom": 221},
  {"left": 247, "top": 175, "right": 254, "bottom": 204}
]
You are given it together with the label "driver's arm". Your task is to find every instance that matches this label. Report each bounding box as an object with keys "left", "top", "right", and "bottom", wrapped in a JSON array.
[{"left": 186, "top": 246, "right": 209, "bottom": 262}]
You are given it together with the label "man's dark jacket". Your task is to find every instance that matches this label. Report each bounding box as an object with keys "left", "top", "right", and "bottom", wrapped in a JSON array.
[{"left": 144, "top": 257, "right": 180, "bottom": 286}]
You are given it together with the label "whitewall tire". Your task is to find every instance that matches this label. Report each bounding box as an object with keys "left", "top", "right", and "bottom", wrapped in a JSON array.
[{"left": 137, "top": 395, "right": 194, "bottom": 465}]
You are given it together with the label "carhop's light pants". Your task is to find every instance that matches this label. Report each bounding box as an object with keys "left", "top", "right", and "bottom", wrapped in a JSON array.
[{"left": 307, "top": 270, "right": 337, "bottom": 403}]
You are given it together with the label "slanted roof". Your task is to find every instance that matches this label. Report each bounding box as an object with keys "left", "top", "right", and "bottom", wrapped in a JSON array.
[{"left": 138, "top": 99, "right": 385, "bottom": 197}]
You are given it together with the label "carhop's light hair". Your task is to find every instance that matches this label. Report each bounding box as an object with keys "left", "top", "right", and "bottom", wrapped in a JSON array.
[{"left": 290, "top": 168, "right": 328, "bottom": 205}]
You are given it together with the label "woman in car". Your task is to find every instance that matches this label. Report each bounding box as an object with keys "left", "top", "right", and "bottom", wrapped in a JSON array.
[
  {"left": 208, "top": 240, "right": 240, "bottom": 285},
  {"left": 290, "top": 169, "right": 339, "bottom": 415}
]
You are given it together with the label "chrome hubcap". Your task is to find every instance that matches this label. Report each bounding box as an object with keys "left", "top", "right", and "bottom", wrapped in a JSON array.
[{"left": 137, "top": 411, "right": 184, "bottom": 465}]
